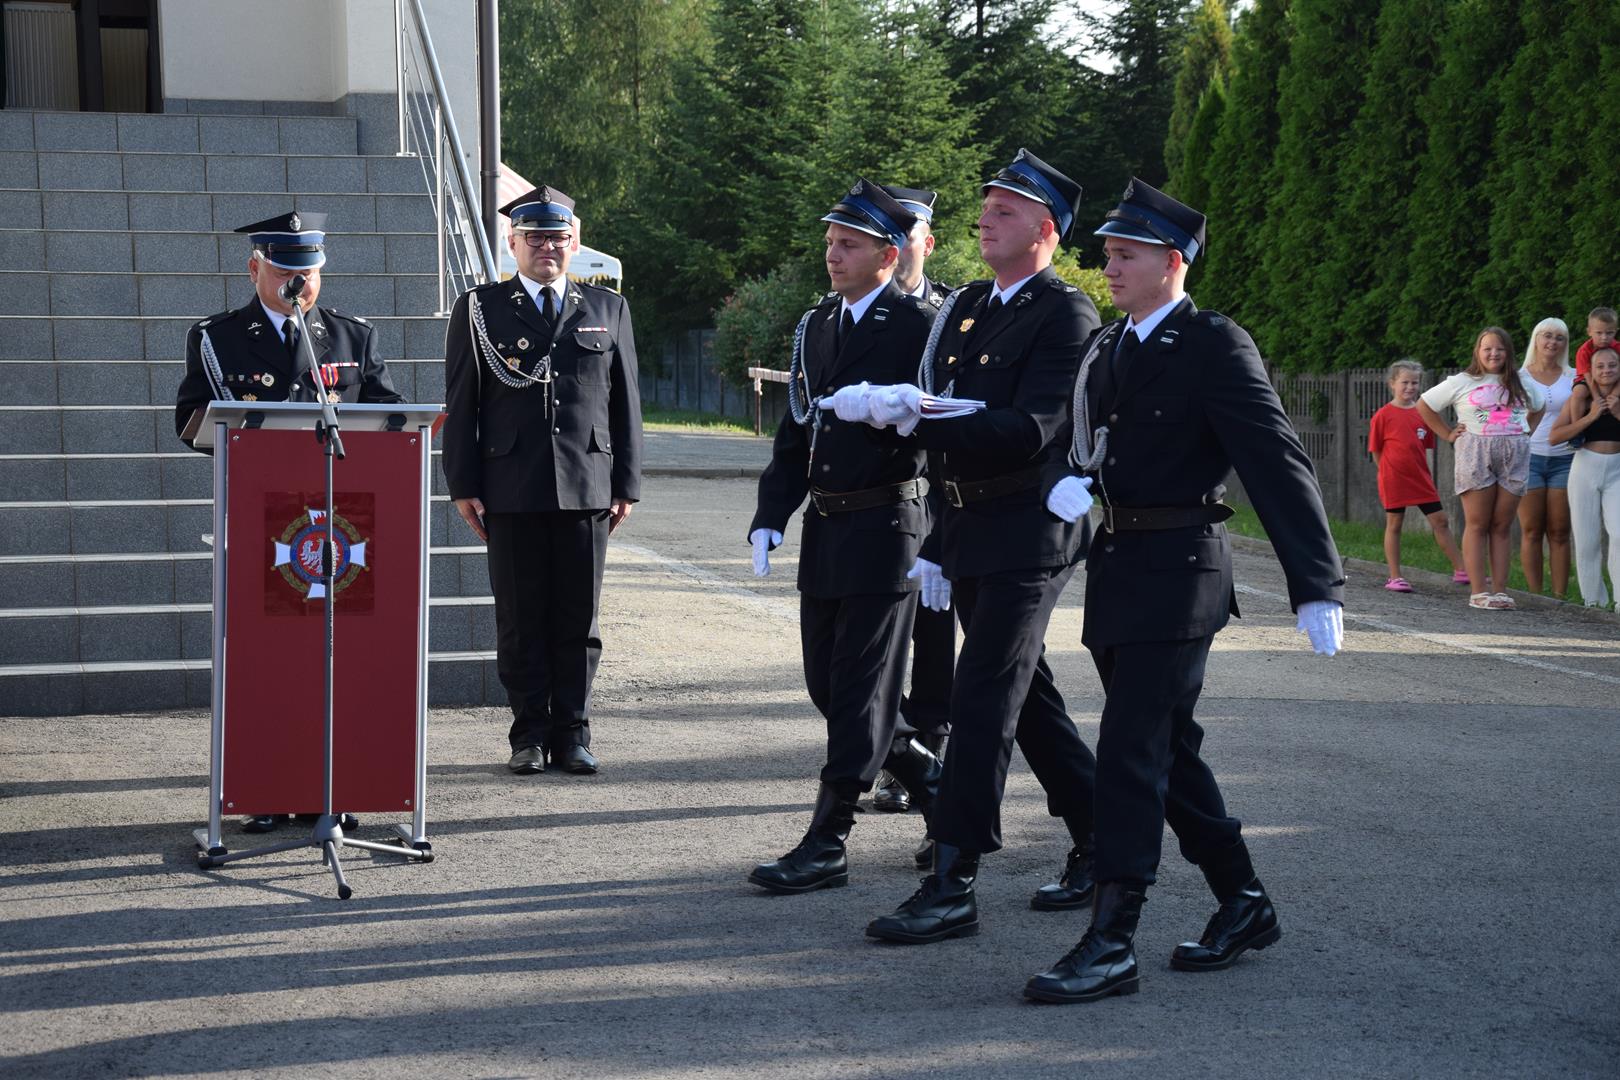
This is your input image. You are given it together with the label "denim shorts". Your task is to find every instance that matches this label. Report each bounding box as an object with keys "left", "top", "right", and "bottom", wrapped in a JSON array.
[{"left": 1525, "top": 452, "right": 1573, "bottom": 491}]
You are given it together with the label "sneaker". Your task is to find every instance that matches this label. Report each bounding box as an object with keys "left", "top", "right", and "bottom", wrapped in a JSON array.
[
  {"left": 1451, "top": 568, "right": 1470, "bottom": 584},
  {"left": 1384, "top": 577, "right": 1413, "bottom": 592},
  {"left": 1488, "top": 592, "right": 1516, "bottom": 610}
]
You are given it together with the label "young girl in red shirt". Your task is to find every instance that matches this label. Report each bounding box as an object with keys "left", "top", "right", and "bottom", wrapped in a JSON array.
[{"left": 1369, "top": 360, "right": 1466, "bottom": 591}]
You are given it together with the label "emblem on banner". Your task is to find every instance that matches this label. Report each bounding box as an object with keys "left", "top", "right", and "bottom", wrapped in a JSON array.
[{"left": 272, "top": 507, "right": 369, "bottom": 601}]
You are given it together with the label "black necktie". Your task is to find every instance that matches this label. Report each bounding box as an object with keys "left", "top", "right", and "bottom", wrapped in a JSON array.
[
  {"left": 1112, "top": 326, "right": 1140, "bottom": 381},
  {"left": 987, "top": 294, "right": 1004, "bottom": 316},
  {"left": 540, "top": 286, "right": 557, "bottom": 339},
  {"left": 283, "top": 321, "right": 299, "bottom": 362},
  {"left": 838, "top": 308, "right": 855, "bottom": 350}
]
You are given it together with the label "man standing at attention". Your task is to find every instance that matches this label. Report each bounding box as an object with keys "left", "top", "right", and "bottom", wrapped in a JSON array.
[
  {"left": 442, "top": 187, "right": 643, "bottom": 777},
  {"left": 1026, "top": 179, "right": 1344, "bottom": 1004}
]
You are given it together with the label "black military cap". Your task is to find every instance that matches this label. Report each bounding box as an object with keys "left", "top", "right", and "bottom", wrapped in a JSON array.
[
  {"left": 983, "top": 148, "right": 1082, "bottom": 240},
  {"left": 882, "top": 185, "right": 937, "bottom": 224},
  {"left": 499, "top": 186, "right": 576, "bottom": 232},
  {"left": 1095, "top": 177, "right": 1207, "bottom": 263},
  {"left": 235, "top": 211, "right": 327, "bottom": 270},
  {"left": 821, "top": 178, "right": 918, "bottom": 249}
]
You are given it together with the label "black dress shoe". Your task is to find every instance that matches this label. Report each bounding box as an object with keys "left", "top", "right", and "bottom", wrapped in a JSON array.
[
  {"left": 240, "top": 814, "right": 286, "bottom": 834},
  {"left": 550, "top": 742, "right": 599, "bottom": 774},
  {"left": 867, "top": 843, "right": 979, "bottom": 943},
  {"left": 507, "top": 745, "right": 545, "bottom": 774},
  {"left": 1170, "top": 877, "right": 1280, "bottom": 971},
  {"left": 749, "top": 782, "right": 858, "bottom": 894},
  {"left": 882, "top": 736, "right": 943, "bottom": 815},
  {"left": 872, "top": 770, "right": 911, "bottom": 812},
  {"left": 1031, "top": 842, "right": 1096, "bottom": 911},
  {"left": 1025, "top": 882, "right": 1146, "bottom": 1003}
]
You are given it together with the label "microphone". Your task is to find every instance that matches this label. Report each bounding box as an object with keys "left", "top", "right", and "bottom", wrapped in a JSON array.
[{"left": 278, "top": 273, "right": 307, "bottom": 306}]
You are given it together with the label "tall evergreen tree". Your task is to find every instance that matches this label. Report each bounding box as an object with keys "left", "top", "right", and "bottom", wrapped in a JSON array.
[
  {"left": 1473, "top": 0, "right": 1581, "bottom": 339},
  {"left": 1199, "top": 0, "right": 1291, "bottom": 326},
  {"left": 1163, "top": 0, "right": 1232, "bottom": 184},
  {"left": 1255, "top": 0, "right": 1378, "bottom": 369},
  {"left": 1173, "top": 77, "right": 1225, "bottom": 232},
  {"left": 1389, "top": 0, "right": 1523, "bottom": 368},
  {"left": 1315, "top": 0, "right": 1448, "bottom": 371},
  {"left": 1561, "top": 0, "right": 1620, "bottom": 328}
]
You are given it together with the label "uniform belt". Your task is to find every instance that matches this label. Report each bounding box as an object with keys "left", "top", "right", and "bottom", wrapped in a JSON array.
[
  {"left": 1098, "top": 502, "right": 1234, "bottom": 532},
  {"left": 941, "top": 467, "right": 1040, "bottom": 508},
  {"left": 810, "top": 477, "right": 929, "bottom": 516}
]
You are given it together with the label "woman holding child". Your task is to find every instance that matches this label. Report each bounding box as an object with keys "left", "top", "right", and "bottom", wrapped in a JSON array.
[
  {"left": 1549, "top": 347, "right": 1620, "bottom": 609},
  {"left": 1417, "top": 327, "right": 1545, "bottom": 610},
  {"left": 1517, "top": 318, "right": 1576, "bottom": 599}
]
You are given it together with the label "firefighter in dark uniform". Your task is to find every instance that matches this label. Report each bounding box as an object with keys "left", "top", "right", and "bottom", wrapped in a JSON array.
[
  {"left": 174, "top": 211, "right": 404, "bottom": 834},
  {"left": 175, "top": 212, "right": 403, "bottom": 451},
  {"left": 840, "top": 149, "right": 1103, "bottom": 942},
  {"left": 745, "top": 180, "right": 944, "bottom": 894},
  {"left": 441, "top": 187, "right": 643, "bottom": 777},
  {"left": 871, "top": 184, "right": 953, "bottom": 827},
  {"left": 1024, "top": 179, "right": 1345, "bottom": 1004}
]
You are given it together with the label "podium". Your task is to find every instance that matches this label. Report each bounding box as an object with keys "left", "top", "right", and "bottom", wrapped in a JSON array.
[{"left": 191, "top": 402, "right": 444, "bottom": 867}]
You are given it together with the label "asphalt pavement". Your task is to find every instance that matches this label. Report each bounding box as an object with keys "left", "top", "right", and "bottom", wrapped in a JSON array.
[{"left": 2, "top": 463, "right": 1617, "bottom": 1079}]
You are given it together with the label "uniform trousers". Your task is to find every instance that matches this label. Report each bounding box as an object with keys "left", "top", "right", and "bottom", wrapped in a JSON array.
[
  {"left": 894, "top": 602, "right": 955, "bottom": 740},
  {"left": 485, "top": 509, "right": 608, "bottom": 750},
  {"left": 800, "top": 590, "right": 918, "bottom": 787},
  {"left": 928, "top": 564, "right": 1097, "bottom": 853},
  {"left": 1088, "top": 636, "right": 1246, "bottom": 886}
]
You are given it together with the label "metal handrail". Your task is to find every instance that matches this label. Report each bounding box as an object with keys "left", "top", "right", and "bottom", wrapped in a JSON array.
[{"left": 394, "top": 0, "right": 498, "bottom": 311}]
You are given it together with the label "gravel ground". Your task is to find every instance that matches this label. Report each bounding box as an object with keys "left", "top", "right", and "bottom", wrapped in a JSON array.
[{"left": 2, "top": 475, "right": 1617, "bottom": 1079}]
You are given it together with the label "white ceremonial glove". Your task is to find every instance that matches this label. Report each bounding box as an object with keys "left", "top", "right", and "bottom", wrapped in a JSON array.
[
  {"left": 907, "top": 557, "right": 951, "bottom": 612},
  {"left": 1045, "top": 475, "right": 1094, "bottom": 522},
  {"left": 828, "top": 382, "right": 875, "bottom": 424},
  {"left": 871, "top": 384, "right": 925, "bottom": 435},
  {"left": 750, "top": 528, "right": 783, "bottom": 577},
  {"left": 1296, "top": 600, "right": 1344, "bottom": 657}
]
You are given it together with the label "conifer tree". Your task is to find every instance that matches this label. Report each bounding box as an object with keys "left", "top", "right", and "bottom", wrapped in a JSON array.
[
  {"left": 1164, "top": 0, "right": 1232, "bottom": 183},
  {"left": 1199, "top": 0, "right": 1291, "bottom": 326},
  {"left": 1389, "top": 0, "right": 1523, "bottom": 368},
  {"left": 1173, "top": 78, "right": 1225, "bottom": 232},
  {"left": 1254, "top": 0, "right": 1378, "bottom": 369},
  {"left": 1315, "top": 0, "right": 1448, "bottom": 371},
  {"left": 1561, "top": 1, "right": 1620, "bottom": 330}
]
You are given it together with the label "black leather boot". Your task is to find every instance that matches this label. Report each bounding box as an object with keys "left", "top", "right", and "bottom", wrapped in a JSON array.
[
  {"left": 1170, "top": 876, "right": 1280, "bottom": 971},
  {"left": 872, "top": 769, "right": 910, "bottom": 812},
  {"left": 882, "top": 736, "right": 943, "bottom": 814},
  {"left": 866, "top": 842, "right": 980, "bottom": 943},
  {"left": 1030, "top": 839, "right": 1096, "bottom": 911},
  {"left": 908, "top": 734, "right": 947, "bottom": 867},
  {"left": 1024, "top": 881, "right": 1146, "bottom": 1003},
  {"left": 748, "top": 783, "right": 859, "bottom": 894},
  {"left": 912, "top": 838, "right": 935, "bottom": 870}
]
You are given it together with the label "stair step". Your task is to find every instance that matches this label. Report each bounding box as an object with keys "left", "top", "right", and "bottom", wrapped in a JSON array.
[
  {"left": 0, "top": 270, "right": 443, "bottom": 317},
  {"left": 4, "top": 150, "right": 430, "bottom": 195},
  {"left": 1, "top": 315, "right": 449, "bottom": 362},
  {"left": 0, "top": 188, "right": 435, "bottom": 233},
  {"left": 0, "top": 227, "right": 437, "bottom": 274},
  {"left": 0, "top": 111, "right": 359, "bottom": 155},
  {"left": 0, "top": 652, "right": 500, "bottom": 716}
]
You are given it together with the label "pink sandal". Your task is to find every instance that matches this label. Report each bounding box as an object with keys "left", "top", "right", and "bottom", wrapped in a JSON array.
[
  {"left": 1384, "top": 578, "right": 1413, "bottom": 593},
  {"left": 1451, "top": 569, "right": 1470, "bottom": 584}
]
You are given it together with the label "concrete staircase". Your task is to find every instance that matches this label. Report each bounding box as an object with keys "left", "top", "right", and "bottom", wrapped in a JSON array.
[{"left": 0, "top": 108, "right": 501, "bottom": 716}]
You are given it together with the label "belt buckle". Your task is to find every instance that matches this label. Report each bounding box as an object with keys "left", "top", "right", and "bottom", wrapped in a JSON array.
[
  {"left": 811, "top": 491, "right": 829, "bottom": 517},
  {"left": 943, "top": 480, "right": 964, "bottom": 509},
  {"left": 1101, "top": 502, "right": 1116, "bottom": 533}
]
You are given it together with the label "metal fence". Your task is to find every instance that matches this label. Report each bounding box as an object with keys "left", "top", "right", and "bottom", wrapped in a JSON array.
[{"left": 646, "top": 329, "right": 791, "bottom": 427}]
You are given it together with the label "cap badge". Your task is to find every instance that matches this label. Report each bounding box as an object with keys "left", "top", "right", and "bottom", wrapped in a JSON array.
[
  {"left": 538, "top": 186, "right": 550, "bottom": 203},
  {"left": 849, "top": 181, "right": 863, "bottom": 196},
  {"left": 289, "top": 213, "right": 301, "bottom": 231}
]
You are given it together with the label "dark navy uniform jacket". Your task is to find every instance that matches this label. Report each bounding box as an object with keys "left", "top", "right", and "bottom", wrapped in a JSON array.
[
  {"left": 1049, "top": 297, "right": 1344, "bottom": 648},
  {"left": 750, "top": 281, "right": 933, "bottom": 599},
  {"left": 906, "top": 266, "right": 1099, "bottom": 580},
  {"left": 175, "top": 296, "right": 403, "bottom": 448},
  {"left": 442, "top": 276, "right": 643, "bottom": 513}
]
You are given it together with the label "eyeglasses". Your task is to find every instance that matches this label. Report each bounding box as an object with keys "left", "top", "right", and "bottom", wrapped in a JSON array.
[{"left": 520, "top": 233, "right": 573, "bottom": 249}]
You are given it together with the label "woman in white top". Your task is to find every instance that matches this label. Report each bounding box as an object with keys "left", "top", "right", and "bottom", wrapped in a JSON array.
[
  {"left": 1418, "top": 327, "right": 1546, "bottom": 610},
  {"left": 1517, "top": 317, "right": 1576, "bottom": 599},
  {"left": 1549, "top": 347, "right": 1620, "bottom": 609}
]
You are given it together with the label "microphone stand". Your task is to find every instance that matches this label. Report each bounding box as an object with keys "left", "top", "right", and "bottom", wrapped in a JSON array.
[{"left": 198, "top": 281, "right": 432, "bottom": 898}]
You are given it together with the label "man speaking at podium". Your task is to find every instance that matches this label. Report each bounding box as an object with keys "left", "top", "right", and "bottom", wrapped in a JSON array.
[{"left": 174, "top": 211, "right": 404, "bottom": 451}]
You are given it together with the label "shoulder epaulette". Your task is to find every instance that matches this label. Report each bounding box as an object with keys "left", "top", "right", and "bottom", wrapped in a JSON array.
[
  {"left": 194, "top": 308, "right": 236, "bottom": 330},
  {"left": 323, "top": 307, "right": 370, "bottom": 326},
  {"left": 1047, "top": 278, "right": 1079, "bottom": 294}
]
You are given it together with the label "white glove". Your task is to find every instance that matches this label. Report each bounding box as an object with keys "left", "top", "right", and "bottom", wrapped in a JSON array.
[
  {"left": 1045, "top": 475, "right": 1094, "bottom": 522},
  {"left": 828, "top": 382, "right": 875, "bottom": 424},
  {"left": 872, "top": 384, "right": 925, "bottom": 435},
  {"left": 907, "top": 557, "right": 951, "bottom": 612},
  {"left": 750, "top": 528, "right": 783, "bottom": 577},
  {"left": 1296, "top": 600, "right": 1344, "bottom": 657}
]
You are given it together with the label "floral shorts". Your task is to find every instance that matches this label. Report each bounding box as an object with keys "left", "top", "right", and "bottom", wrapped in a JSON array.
[{"left": 1454, "top": 432, "right": 1530, "bottom": 496}]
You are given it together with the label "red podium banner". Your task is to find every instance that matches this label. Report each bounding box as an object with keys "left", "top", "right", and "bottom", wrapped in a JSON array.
[{"left": 220, "top": 428, "right": 425, "bottom": 815}]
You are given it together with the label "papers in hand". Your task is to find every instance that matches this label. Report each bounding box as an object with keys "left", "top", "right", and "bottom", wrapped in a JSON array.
[{"left": 918, "top": 394, "right": 985, "bottom": 419}]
